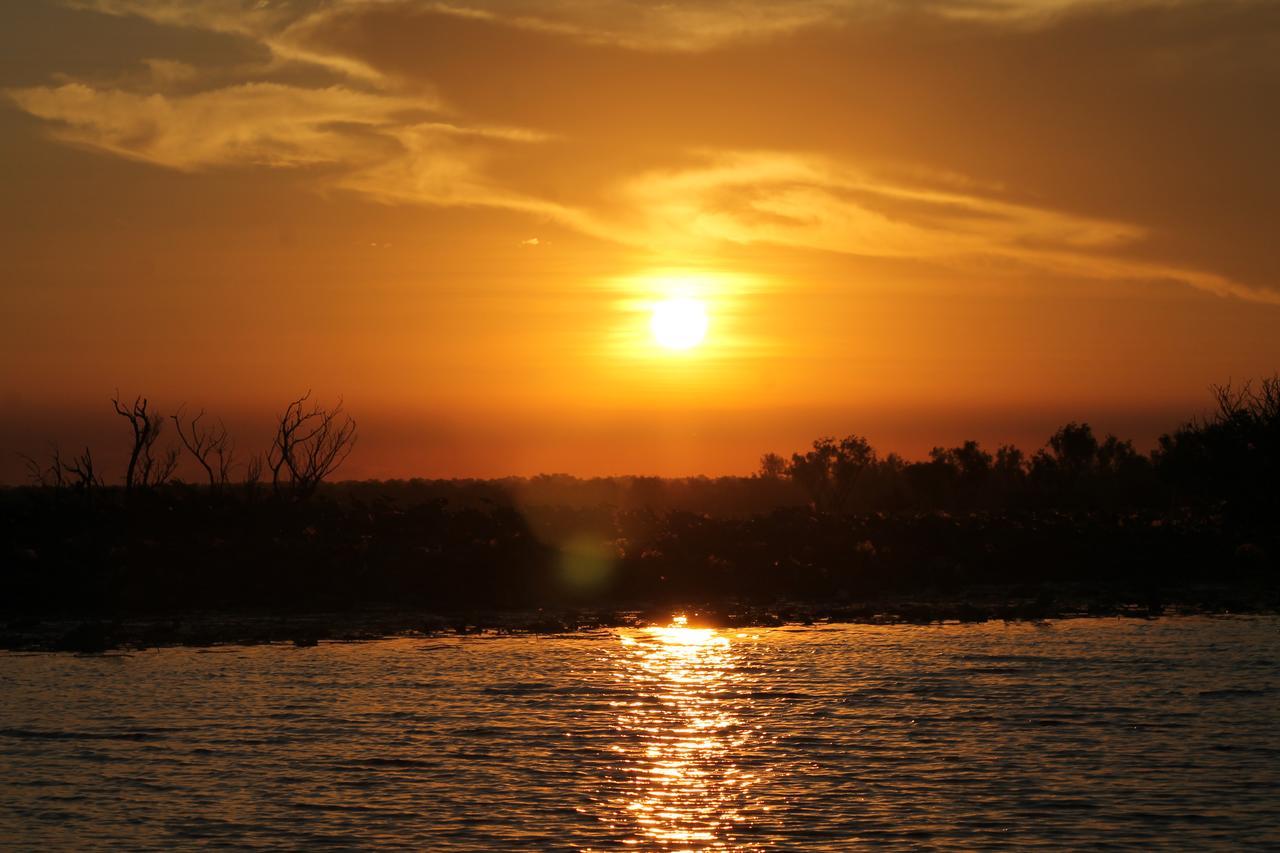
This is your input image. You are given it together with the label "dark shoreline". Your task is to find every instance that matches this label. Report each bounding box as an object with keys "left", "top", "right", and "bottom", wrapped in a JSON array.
[
  {"left": 6, "top": 583, "right": 1277, "bottom": 653},
  {"left": 7, "top": 470, "right": 1279, "bottom": 653}
]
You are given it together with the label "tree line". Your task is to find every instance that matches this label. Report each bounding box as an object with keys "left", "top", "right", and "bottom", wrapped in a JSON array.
[
  {"left": 761, "top": 376, "right": 1280, "bottom": 519},
  {"left": 10, "top": 376, "right": 1280, "bottom": 520}
]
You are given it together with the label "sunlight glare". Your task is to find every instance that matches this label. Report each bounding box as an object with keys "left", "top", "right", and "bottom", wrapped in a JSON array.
[
  {"left": 608, "top": 617, "right": 749, "bottom": 847},
  {"left": 650, "top": 297, "right": 708, "bottom": 350}
]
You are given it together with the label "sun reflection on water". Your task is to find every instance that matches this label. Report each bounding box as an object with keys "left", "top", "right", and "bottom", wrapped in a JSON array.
[{"left": 603, "top": 618, "right": 762, "bottom": 850}]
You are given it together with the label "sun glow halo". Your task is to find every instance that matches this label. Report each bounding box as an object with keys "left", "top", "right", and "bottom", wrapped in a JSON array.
[{"left": 650, "top": 297, "right": 709, "bottom": 351}]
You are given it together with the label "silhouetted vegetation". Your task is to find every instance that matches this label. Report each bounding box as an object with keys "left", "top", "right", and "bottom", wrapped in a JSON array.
[
  {"left": 266, "top": 392, "right": 357, "bottom": 499},
  {"left": 171, "top": 406, "right": 235, "bottom": 491},
  {"left": 2, "top": 379, "right": 1278, "bottom": 647},
  {"left": 112, "top": 393, "right": 178, "bottom": 492}
]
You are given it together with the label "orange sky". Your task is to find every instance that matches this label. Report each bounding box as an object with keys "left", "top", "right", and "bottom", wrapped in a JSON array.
[{"left": 3, "top": 0, "right": 1280, "bottom": 480}]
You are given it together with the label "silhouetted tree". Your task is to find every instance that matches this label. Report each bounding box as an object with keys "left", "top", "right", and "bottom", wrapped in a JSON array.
[
  {"left": 1048, "top": 422, "right": 1099, "bottom": 476},
  {"left": 789, "top": 435, "right": 875, "bottom": 512},
  {"left": 63, "top": 446, "right": 102, "bottom": 492},
  {"left": 951, "top": 441, "right": 993, "bottom": 488},
  {"left": 16, "top": 443, "right": 102, "bottom": 494},
  {"left": 112, "top": 393, "right": 177, "bottom": 491},
  {"left": 991, "top": 444, "right": 1027, "bottom": 504},
  {"left": 913, "top": 440, "right": 994, "bottom": 508},
  {"left": 905, "top": 451, "right": 957, "bottom": 508},
  {"left": 267, "top": 392, "right": 357, "bottom": 498},
  {"left": 758, "top": 453, "right": 788, "bottom": 479},
  {"left": 172, "top": 407, "right": 234, "bottom": 489},
  {"left": 244, "top": 453, "right": 264, "bottom": 496},
  {"left": 18, "top": 444, "right": 65, "bottom": 489},
  {"left": 1155, "top": 375, "right": 1280, "bottom": 518},
  {"left": 994, "top": 445, "right": 1025, "bottom": 478}
]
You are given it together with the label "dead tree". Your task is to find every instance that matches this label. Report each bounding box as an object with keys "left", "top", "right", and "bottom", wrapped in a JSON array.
[
  {"left": 244, "top": 450, "right": 264, "bottom": 499},
  {"left": 17, "top": 444, "right": 100, "bottom": 493},
  {"left": 112, "top": 392, "right": 178, "bottom": 491},
  {"left": 1212, "top": 375, "right": 1280, "bottom": 427},
  {"left": 63, "top": 446, "right": 103, "bottom": 491},
  {"left": 18, "top": 444, "right": 65, "bottom": 489},
  {"left": 171, "top": 406, "right": 235, "bottom": 489},
  {"left": 266, "top": 392, "right": 357, "bottom": 498},
  {"left": 245, "top": 454, "right": 263, "bottom": 484}
]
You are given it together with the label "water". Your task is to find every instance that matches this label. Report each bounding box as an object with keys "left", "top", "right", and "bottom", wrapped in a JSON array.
[{"left": 2, "top": 617, "right": 1278, "bottom": 850}]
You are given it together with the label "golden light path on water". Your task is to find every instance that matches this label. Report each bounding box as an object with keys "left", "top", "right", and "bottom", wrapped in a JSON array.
[
  {"left": 5, "top": 621, "right": 1280, "bottom": 847},
  {"left": 602, "top": 616, "right": 767, "bottom": 850}
]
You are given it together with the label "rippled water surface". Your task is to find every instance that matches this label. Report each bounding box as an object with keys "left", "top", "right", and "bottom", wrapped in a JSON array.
[{"left": 3, "top": 617, "right": 1279, "bottom": 850}]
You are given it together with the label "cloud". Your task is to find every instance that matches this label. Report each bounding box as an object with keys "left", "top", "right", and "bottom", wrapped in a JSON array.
[
  {"left": 10, "top": 0, "right": 1279, "bottom": 303},
  {"left": 420, "top": 0, "right": 848, "bottom": 51},
  {"left": 612, "top": 150, "right": 1139, "bottom": 254},
  {"left": 69, "top": 0, "right": 851, "bottom": 56},
  {"left": 8, "top": 81, "right": 428, "bottom": 169},
  {"left": 67, "top": 0, "right": 385, "bottom": 81},
  {"left": 335, "top": 120, "right": 576, "bottom": 215},
  {"left": 575, "top": 150, "right": 1280, "bottom": 303},
  {"left": 6, "top": 76, "right": 569, "bottom": 225},
  {"left": 140, "top": 58, "right": 201, "bottom": 87},
  {"left": 66, "top": 0, "right": 1131, "bottom": 59}
]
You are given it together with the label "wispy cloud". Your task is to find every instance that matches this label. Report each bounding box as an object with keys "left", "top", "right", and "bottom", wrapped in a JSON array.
[
  {"left": 66, "top": 0, "right": 1126, "bottom": 59},
  {"left": 68, "top": 0, "right": 386, "bottom": 81},
  {"left": 420, "top": 0, "right": 848, "bottom": 51},
  {"left": 611, "top": 150, "right": 1138, "bottom": 254},
  {"left": 9, "top": 0, "right": 1277, "bottom": 303},
  {"left": 9, "top": 81, "right": 429, "bottom": 170},
  {"left": 577, "top": 150, "right": 1280, "bottom": 303}
]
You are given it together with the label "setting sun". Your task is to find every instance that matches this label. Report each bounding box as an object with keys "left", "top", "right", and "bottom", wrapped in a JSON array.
[{"left": 650, "top": 298, "right": 709, "bottom": 351}]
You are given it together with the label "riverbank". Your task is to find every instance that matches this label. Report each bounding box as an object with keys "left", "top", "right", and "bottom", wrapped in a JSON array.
[{"left": 5, "top": 581, "right": 1277, "bottom": 653}]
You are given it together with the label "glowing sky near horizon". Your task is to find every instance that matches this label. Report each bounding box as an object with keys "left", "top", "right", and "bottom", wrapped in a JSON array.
[{"left": 2, "top": 0, "right": 1279, "bottom": 480}]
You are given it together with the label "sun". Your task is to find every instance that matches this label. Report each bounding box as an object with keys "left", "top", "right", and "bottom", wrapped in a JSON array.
[{"left": 650, "top": 297, "right": 708, "bottom": 350}]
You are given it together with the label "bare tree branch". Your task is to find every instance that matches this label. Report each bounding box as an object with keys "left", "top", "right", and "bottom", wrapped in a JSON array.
[
  {"left": 17, "top": 443, "right": 66, "bottom": 489},
  {"left": 63, "top": 446, "right": 102, "bottom": 491},
  {"left": 112, "top": 391, "right": 176, "bottom": 490},
  {"left": 267, "top": 392, "right": 358, "bottom": 498},
  {"left": 172, "top": 406, "right": 236, "bottom": 489}
]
